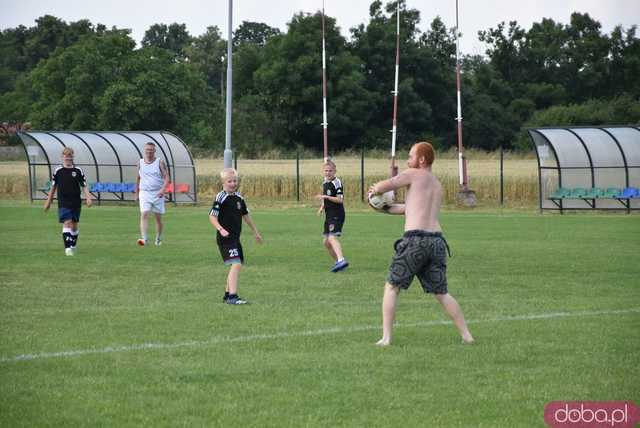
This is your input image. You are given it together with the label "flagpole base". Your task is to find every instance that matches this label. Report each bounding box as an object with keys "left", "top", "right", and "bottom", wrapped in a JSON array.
[{"left": 456, "top": 187, "right": 477, "bottom": 207}]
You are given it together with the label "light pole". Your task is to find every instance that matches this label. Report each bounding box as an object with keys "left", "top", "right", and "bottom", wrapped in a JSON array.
[
  {"left": 220, "top": 55, "right": 225, "bottom": 106},
  {"left": 223, "top": 0, "right": 233, "bottom": 168}
]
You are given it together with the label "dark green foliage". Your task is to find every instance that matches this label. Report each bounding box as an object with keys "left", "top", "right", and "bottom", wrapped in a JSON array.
[{"left": 0, "top": 2, "right": 638, "bottom": 154}]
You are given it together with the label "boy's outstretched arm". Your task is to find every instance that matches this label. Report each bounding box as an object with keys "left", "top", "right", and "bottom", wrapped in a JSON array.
[{"left": 242, "top": 214, "right": 263, "bottom": 243}]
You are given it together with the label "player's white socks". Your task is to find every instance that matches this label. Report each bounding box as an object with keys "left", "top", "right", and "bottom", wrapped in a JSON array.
[
  {"left": 70, "top": 229, "right": 79, "bottom": 248},
  {"left": 62, "top": 227, "right": 73, "bottom": 248}
]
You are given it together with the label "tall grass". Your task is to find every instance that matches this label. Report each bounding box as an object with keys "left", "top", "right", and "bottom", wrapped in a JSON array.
[
  {"left": 0, "top": 176, "right": 27, "bottom": 197},
  {"left": 197, "top": 173, "right": 539, "bottom": 206},
  {"left": 1, "top": 156, "right": 540, "bottom": 206}
]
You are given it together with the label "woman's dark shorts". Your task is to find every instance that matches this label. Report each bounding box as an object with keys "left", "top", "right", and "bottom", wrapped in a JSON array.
[{"left": 387, "top": 230, "right": 450, "bottom": 294}]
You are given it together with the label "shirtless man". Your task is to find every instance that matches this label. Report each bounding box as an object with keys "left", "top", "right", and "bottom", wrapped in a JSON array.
[{"left": 369, "top": 142, "right": 474, "bottom": 346}]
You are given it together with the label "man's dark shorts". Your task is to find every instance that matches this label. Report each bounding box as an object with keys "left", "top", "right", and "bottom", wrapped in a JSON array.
[
  {"left": 323, "top": 216, "right": 345, "bottom": 236},
  {"left": 387, "top": 230, "right": 450, "bottom": 294},
  {"left": 58, "top": 207, "right": 81, "bottom": 223},
  {"left": 217, "top": 236, "right": 244, "bottom": 265}
]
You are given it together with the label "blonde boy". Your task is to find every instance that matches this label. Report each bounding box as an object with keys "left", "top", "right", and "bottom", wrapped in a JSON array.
[
  {"left": 209, "top": 168, "right": 262, "bottom": 304},
  {"left": 316, "top": 160, "right": 349, "bottom": 272}
]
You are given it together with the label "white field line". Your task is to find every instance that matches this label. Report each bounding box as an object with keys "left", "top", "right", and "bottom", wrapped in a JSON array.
[{"left": 1, "top": 308, "right": 638, "bottom": 364}]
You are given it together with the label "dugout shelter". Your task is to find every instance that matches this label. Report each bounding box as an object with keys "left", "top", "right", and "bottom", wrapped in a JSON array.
[
  {"left": 528, "top": 126, "right": 640, "bottom": 213},
  {"left": 18, "top": 131, "right": 197, "bottom": 204}
]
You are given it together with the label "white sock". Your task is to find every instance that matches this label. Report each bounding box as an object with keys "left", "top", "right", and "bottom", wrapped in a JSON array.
[{"left": 70, "top": 229, "right": 79, "bottom": 247}]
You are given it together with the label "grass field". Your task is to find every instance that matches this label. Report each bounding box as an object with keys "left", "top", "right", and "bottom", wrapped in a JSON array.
[{"left": 0, "top": 202, "right": 639, "bottom": 427}]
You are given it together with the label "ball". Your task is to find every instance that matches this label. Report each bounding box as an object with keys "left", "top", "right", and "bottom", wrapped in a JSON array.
[{"left": 368, "top": 191, "right": 394, "bottom": 210}]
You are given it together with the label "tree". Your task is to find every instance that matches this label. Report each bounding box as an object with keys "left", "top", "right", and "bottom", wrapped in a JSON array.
[
  {"left": 478, "top": 21, "right": 527, "bottom": 85},
  {"left": 233, "top": 21, "right": 280, "bottom": 48},
  {"left": 142, "top": 23, "right": 192, "bottom": 60},
  {"left": 608, "top": 25, "right": 640, "bottom": 97},
  {"left": 351, "top": 1, "right": 458, "bottom": 149},
  {"left": 96, "top": 47, "right": 212, "bottom": 137},
  {"left": 185, "top": 26, "right": 227, "bottom": 94},
  {"left": 560, "top": 13, "right": 611, "bottom": 102},
  {"left": 23, "top": 32, "right": 135, "bottom": 129},
  {"left": 253, "top": 11, "right": 372, "bottom": 152}
]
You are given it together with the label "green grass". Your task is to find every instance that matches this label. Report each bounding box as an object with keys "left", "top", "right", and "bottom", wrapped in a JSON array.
[{"left": 0, "top": 202, "right": 639, "bottom": 427}]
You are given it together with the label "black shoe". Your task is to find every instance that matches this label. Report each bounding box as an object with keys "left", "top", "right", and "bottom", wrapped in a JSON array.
[{"left": 225, "top": 296, "right": 248, "bottom": 305}]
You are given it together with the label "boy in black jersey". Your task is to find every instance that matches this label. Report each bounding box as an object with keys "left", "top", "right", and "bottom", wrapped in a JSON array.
[
  {"left": 209, "top": 168, "right": 262, "bottom": 305},
  {"left": 316, "top": 160, "right": 349, "bottom": 272},
  {"left": 44, "top": 147, "right": 92, "bottom": 256}
]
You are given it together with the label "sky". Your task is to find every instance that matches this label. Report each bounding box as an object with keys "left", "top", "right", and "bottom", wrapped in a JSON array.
[{"left": 1, "top": 0, "right": 639, "bottom": 55}]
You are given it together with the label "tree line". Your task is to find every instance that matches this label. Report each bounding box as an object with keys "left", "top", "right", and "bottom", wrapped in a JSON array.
[{"left": 1, "top": 0, "right": 638, "bottom": 155}]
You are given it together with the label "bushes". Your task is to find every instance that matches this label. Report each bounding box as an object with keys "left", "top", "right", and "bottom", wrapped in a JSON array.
[{"left": 513, "top": 95, "right": 640, "bottom": 150}]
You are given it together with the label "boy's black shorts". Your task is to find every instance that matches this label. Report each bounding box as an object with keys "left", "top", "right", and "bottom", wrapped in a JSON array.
[
  {"left": 217, "top": 236, "right": 244, "bottom": 265},
  {"left": 323, "top": 215, "right": 345, "bottom": 236},
  {"left": 58, "top": 207, "right": 81, "bottom": 223}
]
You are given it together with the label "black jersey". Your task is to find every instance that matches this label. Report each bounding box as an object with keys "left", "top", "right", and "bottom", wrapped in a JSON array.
[
  {"left": 322, "top": 177, "right": 345, "bottom": 218},
  {"left": 209, "top": 191, "right": 249, "bottom": 239},
  {"left": 52, "top": 166, "right": 86, "bottom": 209}
]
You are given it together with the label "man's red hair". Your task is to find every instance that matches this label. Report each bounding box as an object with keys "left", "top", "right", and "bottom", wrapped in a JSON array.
[{"left": 413, "top": 141, "right": 435, "bottom": 167}]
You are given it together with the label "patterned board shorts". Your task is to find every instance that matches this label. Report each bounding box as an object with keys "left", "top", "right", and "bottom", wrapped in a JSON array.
[{"left": 387, "top": 230, "right": 451, "bottom": 294}]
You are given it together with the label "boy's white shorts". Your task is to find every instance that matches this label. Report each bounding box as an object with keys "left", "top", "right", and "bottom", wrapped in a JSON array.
[{"left": 139, "top": 190, "right": 165, "bottom": 214}]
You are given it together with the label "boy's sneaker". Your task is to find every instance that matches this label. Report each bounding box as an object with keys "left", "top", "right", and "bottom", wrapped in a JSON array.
[
  {"left": 225, "top": 296, "right": 248, "bottom": 305},
  {"left": 154, "top": 238, "right": 162, "bottom": 246},
  {"left": 331, "top": 259, "right": 349, "bottom": 272},
  {"left": 64, "top": 248, "right": 74, "bottom": 256},
  {"left": 137, "top": 238, "right": 147, "bottom": 246}
]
